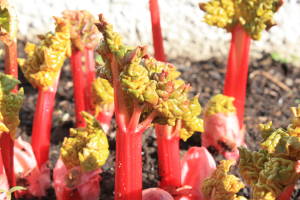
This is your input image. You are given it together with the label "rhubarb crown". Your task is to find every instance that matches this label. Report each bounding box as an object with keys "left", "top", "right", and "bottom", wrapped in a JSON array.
[
  {"left": 62, "top": 10, "right": 100, "bottom": 51},
  {"left": 18, "top": 17, "right": 71, "bottom": 89},
  {"left": 199, "top": 0, "right": 283, "bottom": 40},
  {"left": 202, "top": 160, "right": 246, "bottom": 200},
  {"left": 96, "top": 14, "right": 203, "bottom": 141},
  {"left": 0, "top": 0, "right": 17, "bottom": 45},
  {"left": 0, "top": 73, "right": 24, "bottom": 138},
  {"left": 92, "top": 77, "right": 114, "bottom": 115},
  {"left": 204, "top": 94, "right": 236, "bottom": 116},
  {"left": 61, "top": 111, "right": 109, "bottom": 172}
]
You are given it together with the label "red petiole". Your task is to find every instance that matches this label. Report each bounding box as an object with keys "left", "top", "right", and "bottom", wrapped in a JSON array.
[
  {"left": 149, "top": 0, "right": 166, "bottom": 62},
  {"left": 71, "top": 49, "right": 87, "bottom": 127},
  {"left": 155, "top": 124, "right": 181, "bottom": 190},
  {"left": 31, "top": 77, "right": 60, "bottom": 168},
  {"left": 84, "top": 47, "right": 96, "bottom": 113},
  {"left": 223, "top": 24, "right": 251, "bottom": 128}
]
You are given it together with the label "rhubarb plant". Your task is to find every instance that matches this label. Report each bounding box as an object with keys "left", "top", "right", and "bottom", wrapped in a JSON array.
[
  {"left": 53, "top": 111, "right": 109, "bottom": 200},
  {"left": 96, "top": 14, "right": 203, "bottom": 200},
  {"left": 203, "top": 94, "right": 245, "bottom": 159},
  {"left": 18, "top": 17, "right": 70, "bottom": 173},
  {"left": 0, "top": 0, "right": 19, "bottom": 189},
  {"left": 62, "top": 10, "right": 100, "bottom": 127},
  {"left": 0, "top": 73, "right": 23, "bottom": 188},
  {"left": 200, "top": 0, "right": 282, "bottom": 127}
]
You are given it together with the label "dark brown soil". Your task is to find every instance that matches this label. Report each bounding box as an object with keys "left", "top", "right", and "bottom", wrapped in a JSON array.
[{"left": 4, "top": 52, "right": 300, "bottom": 199}]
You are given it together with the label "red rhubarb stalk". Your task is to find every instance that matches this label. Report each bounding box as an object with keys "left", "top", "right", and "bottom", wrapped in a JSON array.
[
  {"left": 0, "top": 152, "right": 9, "bottom": 194},
  {"left": 71, "top": 49, "right": 87, "bottom": 127},
  {"left": 4, "top": 42, "right": 18, "bottom": 84},
  {"left": 155, "top": 124, "right": 181, "bottom": 190},
  {"left": 31, "top": 78, "right": 59, "bottom": 168},
  {"left": 149, "top": 0, "right": 166, "bottom": 62},
  {"left": 223, "top": 24, "right": 251, "bottom": 128},
  {"left": 0, "top": 134, "right": 15, "bottom": 187},
  {"left": 84, "top": 48, "right": 96, "bottom": 112}
]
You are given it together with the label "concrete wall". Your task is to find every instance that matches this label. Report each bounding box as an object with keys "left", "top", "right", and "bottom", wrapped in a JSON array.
[{"left": 11, "top": 0, "right": 300, "bottom": 64}]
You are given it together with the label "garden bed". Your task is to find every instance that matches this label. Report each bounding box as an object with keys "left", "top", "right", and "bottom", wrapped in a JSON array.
[{"left": 12, "top": 53, "right": 300, "bottom": 200}]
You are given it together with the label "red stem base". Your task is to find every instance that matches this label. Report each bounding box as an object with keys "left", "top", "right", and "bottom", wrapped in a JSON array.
[
  {"left": 0, "top": 134, "right": 15, "bottom": 187},
  {"left": 114, "top": 129, "right": 143, "bottom": 200},
  {"left": 155, "top": 124, "right": 181, "bottom": 190}
]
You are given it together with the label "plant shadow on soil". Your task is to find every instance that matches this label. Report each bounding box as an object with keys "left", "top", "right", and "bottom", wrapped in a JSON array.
[{"left": 4, "top": 53, "right": 300, "bottom": 200}]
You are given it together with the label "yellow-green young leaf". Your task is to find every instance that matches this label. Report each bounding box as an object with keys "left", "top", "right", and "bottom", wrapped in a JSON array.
[
  {"left": 18, "top": 17, "right": 71, "bottom": 89},
  {"left": 0, "top": 73, "right": 24, "bottom": 138},
  {"left": 251, "top": 157, "right": 300, "bottom": 200},
  {"left": 96, "top": 15, "right": 203, "bottom": 141},
  {"left": 259, "top": 125, "right": 300, "bottom": 160},
  {"left": 92, "top": 77, "right": 114, "bottom": 115},
  {"left": 204, "top": 94, "right": 236, "bottom": 116},
  {"left": 200, "top": 0, "right": 283, "bottom": 40},
  {"left": 62, "top": 10, "right": 100, "bottom": 51},
  {"left": 238, "top": 147, "right": 269, "bottom": 186},
  {"left": 61, "top": 111, "right": 109, "bottom": 172},
  {"left": 0, "top": 0, "right": 17, "bottom": 45},
  {"left": 202, "top": 160, "right": 246, "bottom": 200}
]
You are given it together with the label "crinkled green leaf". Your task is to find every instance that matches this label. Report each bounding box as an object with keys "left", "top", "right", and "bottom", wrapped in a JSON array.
[{"left": 61, "top": 112, "right": 109, "bottom": 172}]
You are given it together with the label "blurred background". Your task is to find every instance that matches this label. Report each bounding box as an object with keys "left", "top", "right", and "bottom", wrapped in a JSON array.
[{"left": 9, "top": 0, "right": 300, "bottom": 65}]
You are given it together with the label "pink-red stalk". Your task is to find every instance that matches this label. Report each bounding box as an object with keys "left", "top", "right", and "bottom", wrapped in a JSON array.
[
  {"left": 149, "top": 0, "right": 166, "bottom": 62},
  {"left": 155, "top": 124, "right": 181, "bottom": 190},
  {"left": 31, "top": 78, "right": 59, "bottom": 168},
  {"left": 0, "top": 134, "right": 15, "bottom": 187},
  {"left": 0, "top": 41, "right": 18, "bottom": 188},
  {"left": 223, "top": 24, "right": 251, "bottom": 128},
  {"left": 71, "top": 49, "right": 86, "bottom": 127},
  {"left": 84, "top": 48, "right": 96, "bottom": 113}
]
